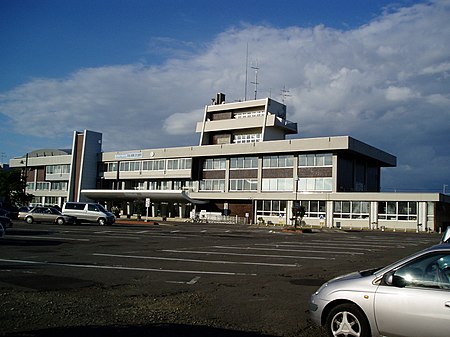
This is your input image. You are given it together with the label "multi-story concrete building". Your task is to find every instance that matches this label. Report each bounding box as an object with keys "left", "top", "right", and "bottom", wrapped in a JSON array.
[{"left": 10, "top": 94, "right": 450, "bottom": 231}]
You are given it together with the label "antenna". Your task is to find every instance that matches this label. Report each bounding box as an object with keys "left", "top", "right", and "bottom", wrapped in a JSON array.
[
  {"left": 244, "top": 43, "right": 249, "bottom": 101},
  {"left": 251, "top": 61, "right": 259, "bottom": 100},
  {"left": 281, "top": 85, "right": 291, "bottom": 103}
]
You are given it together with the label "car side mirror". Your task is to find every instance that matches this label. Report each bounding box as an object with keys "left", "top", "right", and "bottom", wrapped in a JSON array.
[{"left": 383, "top": 272, "right": 407, "bottom": 288}]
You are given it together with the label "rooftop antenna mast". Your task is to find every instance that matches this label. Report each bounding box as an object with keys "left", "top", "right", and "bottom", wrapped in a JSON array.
[
  {"left": 281, "top": 85, "right": 291, "bottom": 103},
  {"left": 244, "top": 43, "right": 249, "bottom": 101},
  {"left": 251, "top": 61, "right": 259, "bottom": 100}
]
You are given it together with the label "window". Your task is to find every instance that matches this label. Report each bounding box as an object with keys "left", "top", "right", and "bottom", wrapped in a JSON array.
[
  {"left": 263, "top": 155, "right": 294, "bottom": 168},
  {"left": 230, "top": 179, "right": 258, "bottom": 191},
  {"left": 105, "top": 162, "right": 118, "bottom": 172},
  {"left": 234, "top": 134, "right": 262, "bottom": 144},
  {"left": 298, "top": 178, "right": 332, "bottom": 192},
  {"left": 334, "top": 201, "right": 369, "bottom": 219},
  {"left": 36, "top": 182, "right": 50, "bottom": 190},
  {"left": 299, "top": 153, "right": 332, "bottom": 167},
  {"left": 262, "top": 178, "right": 293, "bottom": 191},
  {"left": 234, "top": 110, "right": 265, "bottom": 118},
  {"left": 200, "top": 179, "right": 225, "bottom": 191},
  {"left": 394, "top": 253, "right": 450, "bottom": 289},
  {"left": 45, "top": 197, "right": 59, "bottom": 206},
  {"left": 230, "top": 156, "right": 258, "bottom": 169},
  {"left": 301, "top": 200, "right": 326, "bottom": 218},
  {"left": 167, "top": 158, "right": 192, "bottom": 170},
  {"left": 204, "top": 158, "right": 226, "bottom": 170},
  {"left": 378, "top": 201, "right": 417, "bottom": 221},
  {"left": 46, "top": 164, "right": 70, "bottom": 174},
  {"left": 256, "top": 200, "right": 287, "bottom": 217},
  {"left": 119, "top": 161, "right": 141, "bottom": 172},
  {"left": 142, "top": 160, "right": 165, "bottom": 171},
  {"left": 51, "top": 182, "right": 68, "bottom": 191}
]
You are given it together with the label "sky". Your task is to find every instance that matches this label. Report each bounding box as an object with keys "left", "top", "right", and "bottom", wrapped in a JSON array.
[{"left": 0, "top": 0, "right": 449, "bottom": 193}]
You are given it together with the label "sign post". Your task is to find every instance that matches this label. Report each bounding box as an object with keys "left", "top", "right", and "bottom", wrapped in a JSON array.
[{"left": 145, "top": 198, "right": 151, "bottom": 222}]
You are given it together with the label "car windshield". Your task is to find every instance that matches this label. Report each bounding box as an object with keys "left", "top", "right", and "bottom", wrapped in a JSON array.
[
  {"left": 96, "top": 204, "right": 107, "bottom": 213},
  {"left": 49, "top": 208, "right": 62, "bottom": 215}
]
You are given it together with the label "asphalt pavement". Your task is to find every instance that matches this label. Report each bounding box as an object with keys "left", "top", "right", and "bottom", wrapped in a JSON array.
[{"left": 0, "top": 220, "right": 441, "bottom": 336}]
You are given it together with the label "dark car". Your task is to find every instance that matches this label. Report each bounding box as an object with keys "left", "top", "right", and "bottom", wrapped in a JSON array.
[
  {"left": 0, "top": 215, "right": 12, "bottom": 228},
  {"left": 0, "top": 207, "right": 18, "bottom": 220},
  {"left": 18, "top": 206, "right": 76, "bottom": 225}
]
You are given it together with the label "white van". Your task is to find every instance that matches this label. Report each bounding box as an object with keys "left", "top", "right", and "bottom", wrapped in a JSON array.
[{"left": 62, "top": 202, "right": 115, "bottom": 226}]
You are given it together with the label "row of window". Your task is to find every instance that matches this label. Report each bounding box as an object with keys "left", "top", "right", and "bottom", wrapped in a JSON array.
[
  {"left": 204, "top": 154, "right": 333, "bottom": 170},
  {"left": 257, "top": 200, "right": 419, "bottom": 221},
  {"left": 27, "top": 182, "right": 68, "bottom": 191},
  {"left": 233, "top": 134, "right": 262, "bottom": 144},
  {"left": 103, "top": 154, "right": 333, "bottom": 174},
  {"left": 200, "top": 178, "right": 333, "bottom": 192},
  {"left": 105, "top": 158, "right": 192, "bottom": 172},
  {"left": 46, "top": 164, "right": 70, "bottom": 175},
  {"left": 234, "top": 110, "right": 265, "bottom": 118}
]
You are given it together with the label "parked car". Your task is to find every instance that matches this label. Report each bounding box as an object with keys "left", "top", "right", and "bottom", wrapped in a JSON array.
[
  {"left": 0, "top": 207, "right": 18, "bottom": 220},
  {"left": 62, "top": 202, "right": 115, "bottom": 226},
  {"left": 309, "top": 228, "right": 450, "bottom": 337},
  {"left": 18, "top": 206, "right": 77, "bottom": 225}
]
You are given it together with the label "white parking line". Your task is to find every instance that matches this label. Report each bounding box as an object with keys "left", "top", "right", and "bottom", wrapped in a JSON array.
[
  {"left": 212, "top": 245, "right": 364, "bottom": 255},
  {"left": 93, "top": 253, "right": 300, "bottom": 268},
  {"left": 259, "top": 243, "right": 374, "bottom": 251},
  {"left": 5, "top": 235, "right": 90, "bottom": 242},
  {"left": 0, "top": 258, "right": 256, "bottom": 276},
  {"left": 307, "top": 240, "right": 401, "bottom": 248},
  {"left": 162, "top": 249, "right": 333, "bottom": 260}
]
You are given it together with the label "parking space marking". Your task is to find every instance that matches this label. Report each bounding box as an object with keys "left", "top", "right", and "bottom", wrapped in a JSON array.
[
  {"left": 213, "top": 245, "right": 364, "bottom": 255},
  {"left": 162, "top": 249, "right": 333, "bottom": 260},
  {"left": 307, "top": 240, "right": 401, "bottom": 248},
  {"left": 5, "top": 235, "right": 90, "bottom": 242},
  {"left": 269, "top": 243, "right": 375, "bottom": 251},
  {"left": 0, "top": 258, "right": 256, "bottom": 276},
  {"left": 93, "top": 253, "right": 301, "bottom": 268}
]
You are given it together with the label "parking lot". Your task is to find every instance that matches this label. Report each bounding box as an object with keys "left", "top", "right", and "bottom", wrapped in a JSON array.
[{"left": 0, "top": 221, "right": 441, "bottom": 337}]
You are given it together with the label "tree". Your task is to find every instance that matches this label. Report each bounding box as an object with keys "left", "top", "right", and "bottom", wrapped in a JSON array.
[
  {"left": 0, "top": 168, "right": 33, "bottom": 207},
  {"left": 292, "top": 204, "right": 306, "bottom": 229}
]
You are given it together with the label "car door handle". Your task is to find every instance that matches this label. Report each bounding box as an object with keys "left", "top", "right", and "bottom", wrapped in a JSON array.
[{"left": 446, "top": 302, "right": 450, "bottom": 308}]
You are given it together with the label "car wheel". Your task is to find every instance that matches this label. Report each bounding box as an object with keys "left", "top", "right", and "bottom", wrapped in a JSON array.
[
  {"left": 26, "top": 216, "right": 34, "bottom": 224},
  {"left": 56, "top": 217, "right": 65, "bottom": 225},
  {"left": 98, "top": 218, "right": 106, "bottom": 226},
  {"left": 325, "top": 303, "right": 371, "bottom": 337}
]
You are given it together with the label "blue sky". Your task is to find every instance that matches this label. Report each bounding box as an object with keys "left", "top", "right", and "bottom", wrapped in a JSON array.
[{"left": 0, "top": 0, "right": 449, "bottom": 192}]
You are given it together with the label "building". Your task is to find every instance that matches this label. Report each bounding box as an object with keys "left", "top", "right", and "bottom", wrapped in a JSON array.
[{"left": 9, "top": 94, "right": 450, "bottom": 231}]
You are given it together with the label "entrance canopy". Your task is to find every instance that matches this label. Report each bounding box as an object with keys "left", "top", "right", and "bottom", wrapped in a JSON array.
[{"left": 81, "top": 189, "right": 208, "bottom": 204}]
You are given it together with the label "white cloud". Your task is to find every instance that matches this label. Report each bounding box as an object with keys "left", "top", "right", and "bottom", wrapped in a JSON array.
[
  {"left": 385, "top": 86, "right": 418, "bottom": 101},
  {"left": 1, "top": 0, "right": 449, "bottom": 191}
]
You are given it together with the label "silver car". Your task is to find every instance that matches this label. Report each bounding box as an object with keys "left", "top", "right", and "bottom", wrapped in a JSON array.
[
  {"left": 309, "top": 230, "right": 450, "bottom": 337},
  {"left": 18, "top": 206, "right": 77, "bottom": 225}
]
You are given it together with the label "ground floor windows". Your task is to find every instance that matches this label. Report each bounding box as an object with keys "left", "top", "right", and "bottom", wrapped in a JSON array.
[
  {"left": 300, "top": 200, "right": 326, "bottom": 218},
  {"left": 334, "top": 201, "right": 370, "bottom": 219},
  {"left": 378, "top": 201, "right": 417, "bottom": 220},
  {"left": 256, "top": 200, "right": 287, "bottom": 217}
]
